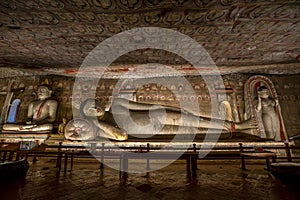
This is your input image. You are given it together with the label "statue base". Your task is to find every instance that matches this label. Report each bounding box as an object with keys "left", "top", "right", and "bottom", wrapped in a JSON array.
[{"left": 0, "top": 132, "right": 49, "bottom": 143}]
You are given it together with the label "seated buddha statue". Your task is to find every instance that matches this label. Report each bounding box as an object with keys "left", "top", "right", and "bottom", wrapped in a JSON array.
[{"left": 2, "top": 84, "right": 58, "bottom": 132}]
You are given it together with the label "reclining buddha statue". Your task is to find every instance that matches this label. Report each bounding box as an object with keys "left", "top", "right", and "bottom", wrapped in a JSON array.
[{"left": 65, "top": 98, "right": 257, "bottom": 141}]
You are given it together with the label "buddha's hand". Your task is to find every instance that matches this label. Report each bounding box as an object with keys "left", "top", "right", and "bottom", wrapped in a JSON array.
[
  {"left": 23, "top": 124, "right": 37, "bottom": 129},
  {"left": 18, "top": 124, "right": 37, "bottom": 131},
  {"left": 258, "top": 93, "right": 261, "bottom": 100}
]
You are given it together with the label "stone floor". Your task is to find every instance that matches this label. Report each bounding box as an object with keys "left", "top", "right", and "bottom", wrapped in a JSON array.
[{"left": 1, "top": 159, "right": 299, "bottom": 200}]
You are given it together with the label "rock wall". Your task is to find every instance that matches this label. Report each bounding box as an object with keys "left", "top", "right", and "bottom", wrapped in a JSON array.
[{"left": 0, "top": 74, "right": 299, "bottom": 137}]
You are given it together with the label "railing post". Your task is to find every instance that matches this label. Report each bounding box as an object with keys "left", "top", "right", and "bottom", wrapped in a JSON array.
[
  {"left": 100, "top": 143, "right": 104, "bottom": 169},
  {"left": 2, "top": 150, "right": 7, "bottom": 162},
  {"left": 32, "top": 140, "right": 39, "bottom": 163},
  {"left": 56, "top": 142, "right": 62, "bottom": 174},
  {"left": 186, "top": 155, "right": 191, "bottom": 175},
  {"left": 16, "top": 141, "right": 21, "bottom": 161},
  {"left": 271, "top": 154, "right": 277, "bottom": 163},
  {"left": 0, "top": 140, "right": 3, "bottom": 161},
  {"left": 146, "top": 143, "right": 150, "bottom": 170},
  {"left": 91, "top": 143, "right": 96, "bottom": 154},
  {"left": 8, "top": 150, "right": 14, "bottom": 161},
  {"left": 265, "top": 157, "right": 271, "bottom": 171},
  {"left": 122, "top": 152, "right": 128, "bottom": 172},
  {"left": 191, "top": 144, "right": 198, "bottom": 171},
  {"left": 285, "top": 142, "right": 292, "bottom": 162},
  {"left": 239, "top": 143, "right": 246, "bottom": 170},
  {"left": 70, "top": 150, "right": 74, "bottom": 170},
  {"left": 138, "top": 145, "right": 142, "bottom": 153},
  {"left": 64, "top": 153, "right": 68, "bottom": 174}
]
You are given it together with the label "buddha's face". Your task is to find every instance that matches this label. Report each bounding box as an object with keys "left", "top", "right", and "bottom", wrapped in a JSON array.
[
  {"left": 83, "top": 100, "right": 105, "bottom": 117},
  {"left": 258, "top": 89, "right": 270, "bottom": 99},
  {"left": 37, "top": 86, "right": 52, "bottom": 100}
]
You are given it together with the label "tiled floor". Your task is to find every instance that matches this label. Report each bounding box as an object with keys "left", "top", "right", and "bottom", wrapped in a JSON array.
[{"left": 1, "top": 159, "right": 299, "bottom": 200}]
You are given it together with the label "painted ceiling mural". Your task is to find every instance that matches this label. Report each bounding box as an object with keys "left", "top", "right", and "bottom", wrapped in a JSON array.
[{"left": 0, "top": 0, "right": 299, "bottom": 78}]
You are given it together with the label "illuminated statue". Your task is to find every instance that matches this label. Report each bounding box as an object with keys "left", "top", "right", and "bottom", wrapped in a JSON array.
[
  {"left": 79, "top": 99, "right": 128, "bottom": 141},
  {"left": 58, "top": 118, "right": 67, "bottom": 134},
  {"left": 244, "top": 75, "right": 287, "bottom": 141},
  {"left": 2, "top": 84, "right": 58, "bottom": 132},
  {"left": 76, "top": 98, "right": 256, "bottom": 141},
  {"left": 255, "top": 86, "right": 281, "bottom": 141}
]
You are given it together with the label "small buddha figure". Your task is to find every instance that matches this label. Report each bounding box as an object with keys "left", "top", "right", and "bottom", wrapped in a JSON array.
[
  {"left": 58, "top": 118, "right": 67, "bottom": 135},
  {"left": 2, "top": 84, "right": 58, "bottom": 132}
]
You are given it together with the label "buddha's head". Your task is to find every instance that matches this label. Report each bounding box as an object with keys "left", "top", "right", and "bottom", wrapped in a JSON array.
[
  {"left": 80, "top": 98, "right": 106, "bottom": 119},
  {"left": 257, "top": 86, "right": 270, "bottom": 99},
  {"left": 37, "top": 84, "right": 53, "bottom": 100}
]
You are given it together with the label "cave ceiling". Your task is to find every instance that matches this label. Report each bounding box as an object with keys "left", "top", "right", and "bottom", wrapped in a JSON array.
[{"left": 0, "top": 0, "right": 299, "bottom": 78}]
